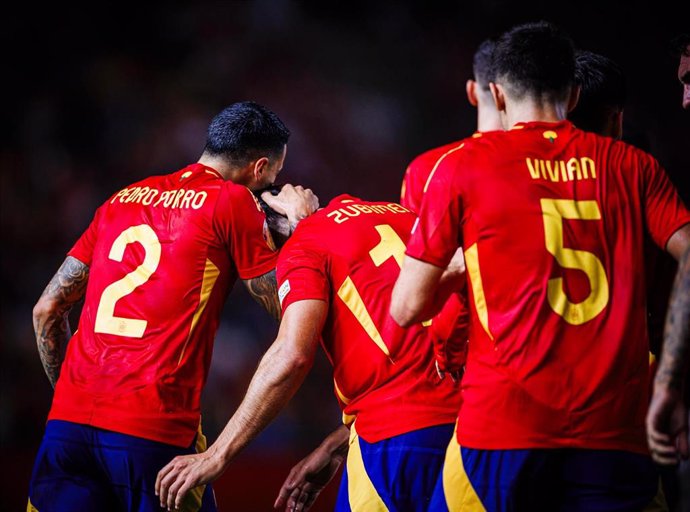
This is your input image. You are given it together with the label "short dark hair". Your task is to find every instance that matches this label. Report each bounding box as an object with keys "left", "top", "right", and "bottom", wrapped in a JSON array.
[
  {"left": 204, "top": 101, "right": 290, "bottom": 166},
  {"left": 473, "top": 38, "right": 496, "bottom": 91},
  {"left": 491, "top": 21, "right": 575, "bottom": 102},
  {"left": 670, "top": 33, "right": 690, "bottom": 57},
  {"left": 569, "top": 50, "right": 626, "bottom": 134}
]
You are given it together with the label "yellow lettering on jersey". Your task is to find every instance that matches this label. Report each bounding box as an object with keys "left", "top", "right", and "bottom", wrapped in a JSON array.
[
  {"left": 540, "top": 198, "right": 609, "bottom": 325},
  {"left": 566, "top": 158, "right": 582, "bottom": 181},
  {"left": 545, "top": 161, "right": 560, "bottom": 182},
  {"left": 337, "top": 277, "right": 390, "bottom": 357},
  {"left": 327, "top": 210, "right": 348, "bottom": 224},
  {"left": 369, "top": 225, "right": 406, "bottom": 268},
  {"left": 464, "top": 244, "right": 494, "bottom": 340},
  {"left": 178, "top": 258, "right": 220, "bottom": 365},
  {"left": 179, "top": 189, "right": 196, "bottom": 209},
  {"left": 580, "top": 157, "right": 596, "bottom": 179},
  {"left": 526, "top": 158, "right": 541, "bottom": 179},
  {"left": 526, "top": 157, "right": 597, "bottom": 183},
  {"left": 191, "top": 191, "right": 207, "bottom": 209},
  {"left": 95, "top": 225, "right": 161, "bottom": 338}
]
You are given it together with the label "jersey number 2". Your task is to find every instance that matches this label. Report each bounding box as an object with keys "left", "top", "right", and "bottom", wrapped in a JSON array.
[{"left": 94, "top": 225, "right": 161, "bottom": 337}]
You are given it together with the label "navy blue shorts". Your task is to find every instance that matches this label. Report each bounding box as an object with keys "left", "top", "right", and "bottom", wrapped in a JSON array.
[
  {"left": 28, "top": 420, "right": 217, "bottom": 512},
  {"left": 429, "top": 425, "right": 664, "bottom": 512},
  {"left": 335, "top": 422, "right": 454, "bottom": 511}
]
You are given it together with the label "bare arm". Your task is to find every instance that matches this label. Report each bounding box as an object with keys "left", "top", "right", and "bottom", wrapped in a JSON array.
[
  {"left": 390, "top": 250, "right": 465, "bottom": 327},
  {"left": 32, "top": 256, "right": 89, "bottom": 388},
  {"left": 656, "top": 244, "right": 690, "bottom": 391},
  {"left": 647, "top": 245, "right": 690, "bottom": 464},
  {"left": 243, "top": 269, "right": 281, "bottom": 321},
  {"left": 274, "top": 424, "right": 350, "bottom": 511},
  {"left": 156, "top": 299, "right": 328, "bottom": 510},
  {"left": 666, "top": 223, "right": 690, "bottom": 261}
]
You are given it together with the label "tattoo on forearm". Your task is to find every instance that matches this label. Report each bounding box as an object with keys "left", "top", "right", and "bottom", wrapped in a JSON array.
[
  {"left": 656, "top": 248, "right": 690, "bottom": 390},
  {"left": 33, "top": 256, "right": 89, "bottom": 388},
  {"left": 245, "top": 270, "right": 281, "bottom": 321}
]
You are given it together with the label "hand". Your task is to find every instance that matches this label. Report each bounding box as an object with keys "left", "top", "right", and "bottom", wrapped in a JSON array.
[
  {"left": 646, "top": 385, "right": 689, "bottom": 465},
  {"left": 274, "top": 430, "right": 348, "bottom": 511},
  {"left": 262, "top": 184, "right": 319, "bottom": 231},
  {"left": 155, "top": 449, "right": 225, "bottom": 511},
  {"left": 435, "top": 359, "right": 462, "bottom": 383}
]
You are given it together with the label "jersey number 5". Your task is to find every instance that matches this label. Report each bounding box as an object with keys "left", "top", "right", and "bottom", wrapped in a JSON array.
[
  {"left": 540, "top": 198, "right": 609, "bottom": 325},
  {"left": 94, "top": 225, "right": 161, "bottom": 337}
]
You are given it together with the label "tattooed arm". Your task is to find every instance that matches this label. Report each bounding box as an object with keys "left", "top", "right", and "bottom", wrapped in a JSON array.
[
  {"left": 243, "top": 269, "right": 281, "bottom": 322},
  {"left": 647, "top": 237, "right": 690, "bottom": 464},
  {"left": 32, "top": 256, "right": 90, "bottom": 388}
]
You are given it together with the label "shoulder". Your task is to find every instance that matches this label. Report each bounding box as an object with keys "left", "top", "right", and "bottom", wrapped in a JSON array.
[{"left": 407, "top": 139, "right": 467, "bottom": 171}]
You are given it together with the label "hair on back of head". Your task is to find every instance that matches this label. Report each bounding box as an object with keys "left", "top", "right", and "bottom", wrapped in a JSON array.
[
  {"left": 490, "top": 21, "right": 576, "bottom": 102},
  {"left": 569, "top": 50, "right": 626, "bottom": 134},
  {"left": 204, "top": 101, "right": 290, "bottom": 167},
  {"left": 473, "top": 38, "right": 497, "bottom": 90}
]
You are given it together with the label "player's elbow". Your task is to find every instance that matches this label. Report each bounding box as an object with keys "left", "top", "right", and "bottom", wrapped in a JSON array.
[
  {"left": 33, "top": 296, "right": 59, "bottom": 329},
  {"left": 390, "top": 294, "right": 420, "bottom": 328}
]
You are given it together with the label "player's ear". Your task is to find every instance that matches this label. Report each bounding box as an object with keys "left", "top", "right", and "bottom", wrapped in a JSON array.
[
  {"left": 252, "top": 157, "right": 270, "bottom": 180},
  {"left": 466, "top": 79, "right": 478, "bottom": 107},
  {"left": 489, "top": 82, "right": 506, "bottom": 112},
  {"left": 567, "top": 84, "right": 581, "bottom": 113}
]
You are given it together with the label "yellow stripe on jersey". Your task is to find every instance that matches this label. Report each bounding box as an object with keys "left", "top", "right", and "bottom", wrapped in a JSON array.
[
  {"left": 443, "top": 423, "right": 485, "bottom": 511},
  {"left": 347, "top": 425, "right": 389, "bottom": 511},
  {"left": 334, "top": 378, "right": 356, "bottom": 425},
  {"left": 178, "top": 258, "right": 220, "bottom": 366},
  {"left": 423, "top": 143, "right": 465, "bottom": 194},
  {"left": 337, "top": 276, "right": 390, "bottom": 357},
  {"left": 464, "top": 244, "right": 494, "bottom": 340},
  {"left": 26, "top": 498, "right": 39, "bottom": 511}
]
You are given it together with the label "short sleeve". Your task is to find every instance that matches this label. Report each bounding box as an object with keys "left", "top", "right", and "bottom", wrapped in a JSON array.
[
  {"left": 405, "top": 157, "right": 463, "bottom": 268},
  {"left": 276, "top": 232, "right": 330, "bottom": 313},
  {"left": 643, "top": 156, "right": 690, "bottom": 249},
  {"left": 213, "top": 184, "right": 278, "bottom": 279},
  {"left": 67, "top": 204, "right": 106, "bottom": 265}
]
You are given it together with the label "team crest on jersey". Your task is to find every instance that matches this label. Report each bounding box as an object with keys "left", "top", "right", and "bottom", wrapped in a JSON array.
[
  {"left": 263, "top": 220, "right": 277, "bottom": 251},
  {"left": 278, "top": 280, "right": 291, "bottom": 305}
]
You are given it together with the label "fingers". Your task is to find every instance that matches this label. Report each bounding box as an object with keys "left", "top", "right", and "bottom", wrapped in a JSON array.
[
  {"left": 648, "top": 427, "right": 681, "bottom": 465},
  {"left": 156, "top": 457, "right": 200, "bottom": 511}
]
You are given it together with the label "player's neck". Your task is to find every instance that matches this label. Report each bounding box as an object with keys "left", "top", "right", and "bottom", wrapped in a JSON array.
[
  {"left": 503, "top": 99, "right": 568, "bottom": 129},
  {"left": 476, "top": 106, "right": 502, "bottom": 133},
  {"left": 197, "top": 154, "right": 235, "bottom": 181}
]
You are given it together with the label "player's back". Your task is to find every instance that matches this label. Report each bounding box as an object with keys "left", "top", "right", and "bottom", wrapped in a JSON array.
[
  {"left": 414, "top": 120, "right": 690, "bottom": 453},
  {"left": 278, "top": 195, "right": 461, "bottom": 443},
  {"left": 49, "top": 163, "right": 276, "bottom": 447}
]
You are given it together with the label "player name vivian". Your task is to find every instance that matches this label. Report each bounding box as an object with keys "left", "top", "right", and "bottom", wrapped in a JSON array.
[{"left": 526, "top": 157, "right": 596, "bottom": 182}]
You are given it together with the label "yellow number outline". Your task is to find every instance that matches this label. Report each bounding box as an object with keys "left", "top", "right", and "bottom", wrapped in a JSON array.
[
  {"left": 540, "top": 198, "right": 609, "bottom": 325},
  {"left": 94, "top": 224, "right": 161, "bottom": 337}
]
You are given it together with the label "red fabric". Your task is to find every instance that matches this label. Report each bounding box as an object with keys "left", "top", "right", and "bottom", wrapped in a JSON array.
[
  {"left": 50, "top": 164, "right": 277, "bottom": 447},
  {"left": 407, "top": 120, "right": 690, "bottom": 453},
  {"left": 401, "top": 140, "right": 477, "bottom": 374},
  {"left": 277, "top": 195, "right": 461, "bottom": 443}
]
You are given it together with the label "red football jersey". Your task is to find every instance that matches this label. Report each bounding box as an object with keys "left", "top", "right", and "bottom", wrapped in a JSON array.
[
  {"left": 277, "top": 195, "right": 461, "bottom": 443},
  {"left": 407, "top": 120, "right": 690, "bottom": 453},
  {"left": 49, "top": 163, "right": 277, "bottom": 447},
  {"left": 401, "top": 140, "right": 476, "bottom": 372}
]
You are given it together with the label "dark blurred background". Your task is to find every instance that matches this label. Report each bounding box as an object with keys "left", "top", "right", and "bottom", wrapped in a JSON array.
[{"left": 2, "top": 1, "right": 689, "bottom": 510}]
